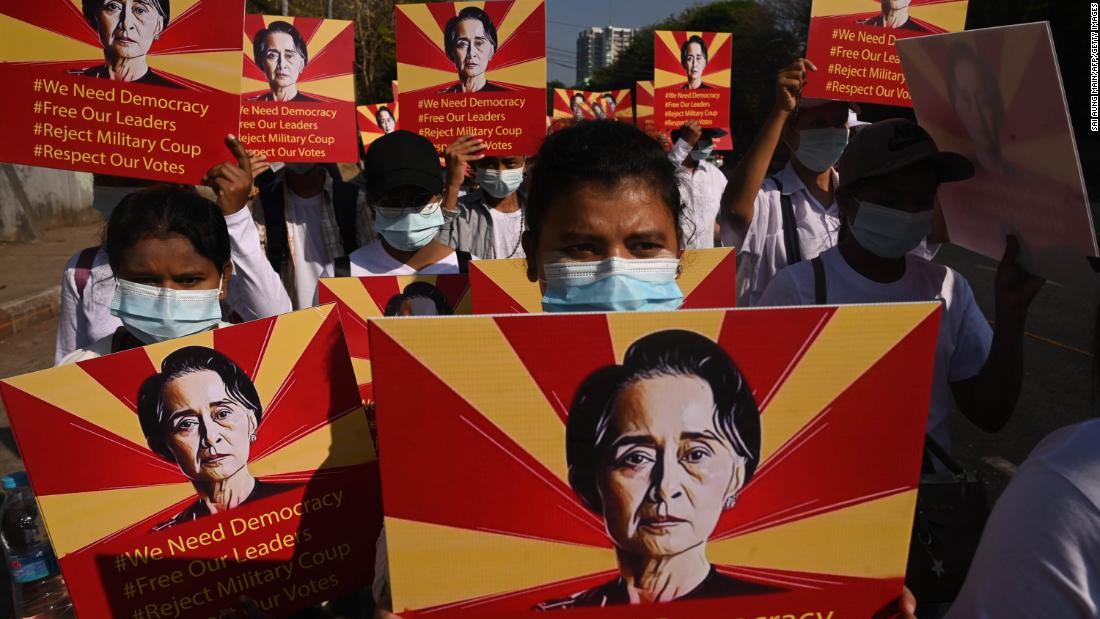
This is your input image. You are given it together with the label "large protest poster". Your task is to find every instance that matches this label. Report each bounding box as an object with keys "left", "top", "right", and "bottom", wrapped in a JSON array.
[
  {"left": 552, "top": 88, "right": 593, "bottom": 120},
  {"left": 0, "top": 0, "right": 244, "bottom": 183},
  {"left": 653, "top": 31, "right": 731, "bottom": 138},
  {"left": 898, "top": 23, "right": 1099, "bottom": 285},
  {"left": 471, "top": 248, "right": 738, "bottom": 314},
  {"left": 635, "top": 80, "right": 655, "bottom": 130},
  {"left": 238, "top": 16, "right": 357, "bottom": 163},
  {"left": 317, "top": 275, "right": 471, "bottom": 436},
  {"left": 369, "top": 302, "right": 940, "bottom": 616},
  {"left": 589, "top": 89, "right": 634, "bottom": 123},
  {"left": 803, "top": 0, "right": 969, "bottom": 107},
  {"left": 357, "top": 103, "right": 400, "bottom": 150},
  {"left": 396, "top": 0, "right": 546, "bottom": 155},
  {"left": 0, "top": 306, "right": 380, "bottom": 618}
]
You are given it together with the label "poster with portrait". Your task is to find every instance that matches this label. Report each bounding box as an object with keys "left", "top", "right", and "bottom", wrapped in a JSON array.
[
  {"left": 898, "top": 23, "right": 1099, "bottom": 285},
  {"left": 317, "top": 274, "right": 471, "bottom": 435},
  {"left": 635, "top": 80, "right": 655, "bottom": 130},
  {"left": 369, "top": 302, "right": 941, "bottom": 616},
  {"left": 589, "top": 90, "right": 634, "bottom": 123},
  {"left": 470, "top": 248, "right": 738, "bottom": 314},
  {"left": 0, "top": 0, "right": 244, "bottom": 183},
  {"left": 653, "top": 31, "right": 731, "bottom": 139},
  {"left": 238, "top": 15, "right": 357, "bottom": 163},
  {"left": 552, "top": 88, "right": 593, "bottom": 120},
  {"left": 357, "top": 103, "right": 400, "bottom": 150},
  {"left": 802, "top": 0, "right": 969, "bottom": 107},
  {"left": 0, "top": 306, "right": 380, "bottom": 618},
  {"left": 395, "top": 0, "right": 547, "bottom": 155}
]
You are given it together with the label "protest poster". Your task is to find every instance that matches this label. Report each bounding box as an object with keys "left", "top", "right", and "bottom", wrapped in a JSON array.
[
  {"left": 238, "top": 16, "right": 357, "bottom": 163},
  {"left": 898, "top": 23, "right": 1099, "bottom": 285},
  {"left": 317, "top": 274, "right": 471, "bottom": 435},
  {"left": 369, "top": 302, "right": 941, "bottom": 616},
  {"left": 635, "top": 80, "right": 655, "bottom": 130},
  {"left": 396, "top": 0, "right": 546, "bottom": 155},
  {"left": 653, "top": 31, "right": 731, "bottom": 138},
  {"left": 803, "top": 0, "right": 969, "bottom": 107},
  {"left": 552, "top": 88, "right": 594, "bottom": 120},
  {"left": 0, "top": 0, "right": 244, "bottom": 183},
  {"left": 0, "top": 306, "right": 380, "bottom": 618},
  {"left": 471, "top": 248, "right": 738, "bottom": 314},
  {"left": 357, "top": 103, "right": 400, "bottom": 150},
  {"left": 589, "top": 89, "right": 634, "bottom": 123}
]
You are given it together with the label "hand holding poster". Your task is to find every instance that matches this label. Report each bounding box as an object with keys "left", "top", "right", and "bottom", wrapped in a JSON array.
[
  {"left": 396, "top": 0, "right": 546, "bottom": 155},
  {"left": 0, "top": 0, "right": 245, "bottom": 183},
  {"left": 0, "top": 307, "right": 380, "bottom": 618},
  {"left": 238, "top": 16, "right": 357, "bottom": 163},
  {"left": 653, "top": 31, "right": 731, "bottom": 138},
  {"left": 369, "top": 303, "right": 941, "bottom": 616},
  {"left": 357, "top": 103, "right": 400, "bottom": 150},
  {"left": 803, "top": 0, "right": 969, "bottom": 106},
  {"left": 898, "top": 23, "right": 1099, "bottom": 284}
]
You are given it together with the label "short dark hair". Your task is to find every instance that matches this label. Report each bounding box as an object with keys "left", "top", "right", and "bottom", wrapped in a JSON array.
[
  {"left": 105, "top": 186, "right": 231, "bottom": 276},
  {"left": 137, "top": 346, "right": 262, "bottom": 462},
  {"left": 601, "top": 93, "right": 615, "bottom": 103},
  {"left": 384, "top": 282, "right": 452, "bottom": 316},
  {"left": 252, "top": 20, "right": 309, "bottom": 69},
  {"left": 680, "top": 35, "right": 709, "bottom": 69},
  {"left": 566, "top": 330, "right": 761, "bottom": 513},
  {"left": 83, "top": 0, "right": 170, "bottom": 29},
  {"left": 526, "top": 120, "right": 684, "bottom": 247},
  {"left": 571, "top": 93, "right": 585, "bottom": 104},
  {"left": 945, "top": 42, "right": 1004, "bottom": 131},
  {"left": 444, "top": 7, "right": 498, "bottom": 62},
  {"left": 376, "top": 106, "right": 394, "bottom": 124}
]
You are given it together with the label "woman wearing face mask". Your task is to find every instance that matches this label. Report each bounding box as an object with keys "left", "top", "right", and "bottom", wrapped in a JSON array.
[
  {"left": 759, "top": 118, "right": 1044, "bottom": 457},
  {"left": 439, "top": 136, "right": 527, "bottom": 259},
  {"left": 667, "top": 121, "right": 728, "bottom": 250}
]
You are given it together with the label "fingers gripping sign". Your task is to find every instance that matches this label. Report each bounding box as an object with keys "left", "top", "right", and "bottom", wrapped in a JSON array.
[
  {"left": 777, "top": 58, "right": 817, "bottom": 113},
  {"left": 204, "top": 134, "right": 255, "bottom": 216}
]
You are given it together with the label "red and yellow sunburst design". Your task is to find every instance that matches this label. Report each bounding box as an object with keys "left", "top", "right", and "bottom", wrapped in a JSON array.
[
  {"left": 552, "top": 88, "right": 592, "bottom": 119},
  {"left": 241, "top": 15, "right": 355, "bottom": 102},
  {"left": 803, "top": 0, "right": 968, "bottom": 106},
  {"left": 396, "top": 0, "right": 547, "bottom": 155},
  {"left": 897, "top": 23, "right": 1098, "bottom": 284},
  {"left": 635, "top": 80, "right": 655, "bottom": 129},
  {"left": 0, "top": 307, "right": 380, "bottom": 618},
  {"left": 653, "top": 31, "right": 732, "bottom": 135},
  {"left": 369, "top": 303, "right": 941, "bottom": 615},
  {"left": 470, "top": 249, "right": 737, "bottom": 314},
  {"left": 357, "top": 103, "right": 400, "bottom": 149}
]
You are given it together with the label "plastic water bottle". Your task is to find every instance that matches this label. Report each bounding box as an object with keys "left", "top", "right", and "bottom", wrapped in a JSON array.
[{"left": 0, "top": 472, "right": 74, "bottom": 618}]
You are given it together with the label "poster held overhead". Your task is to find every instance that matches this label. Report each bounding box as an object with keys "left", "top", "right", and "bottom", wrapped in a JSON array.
[
  {"left": 635, "top": 80, "right": 655, "bottom": 130},
  {"left": 0, "top": 0, "right": 245, "bottom": 183},
  {"left": 358, "top": 103, "right": 400, "bottom": 150},
  {"left": 898, "top": 22, "right": 1099, "bottom": 285},
  {"left": 654, "top": 31, "right": 732, "bottom": 150},
  {"left": 552, "top": 89, "right": 594, "bottom": 121}
]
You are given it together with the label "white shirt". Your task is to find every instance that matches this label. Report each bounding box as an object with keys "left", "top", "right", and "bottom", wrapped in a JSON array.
[
  {"left": 946, "top": 420, "right": 1100, "bottom": 619},
  {"left": 489, "top": 207, "right": 525, "bottom": 259},
  {"left": 54, "top": 206, "right": 292, "bottom": 364},
  {"left": 669, "top": 139, "right": 728, "bottom": 250},
  {"left": 319, "top": 240, "right": 460, "bottom": 278},
  {"left": 758, "top": 247, "right": 992, "bottom": 448},
  {"left": 286, "top": 189, "right": 329, "bottom": 310}
]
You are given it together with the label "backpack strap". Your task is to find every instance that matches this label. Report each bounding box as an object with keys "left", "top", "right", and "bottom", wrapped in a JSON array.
[
  {"left": 258, "top": 182, "right": 289, "bottom": 273},
  {"left": 74, "top": 246, "right": 100, "bottom": 297},
  {"left": 332, "top": 180, "right": 361, "bottom": 256},
  {"left": 771, "top": 176, "right": 803, "bottom": 265},
  {"left": 456, "top": 250, "right": 472, "bottom": 274},
  {"left": 811, "top": 256, "right": 827, "bottom": 305},
  {"left": 334, "top": 256, "right": 351, "bottom": 278}
]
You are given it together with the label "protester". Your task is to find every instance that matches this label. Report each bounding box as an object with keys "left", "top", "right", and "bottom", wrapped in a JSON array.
[
  {"left": 55, "top": 139, "right": 291, "bottom": 363},
  {"left": 439, "top": 135, "right": 527, "bottom": 259},
  {"left": 668, "top": 121, "right": 727, "bottom": 249},
  {"left": 758, "top": 118, "right": 1044, "bottom": 453}
]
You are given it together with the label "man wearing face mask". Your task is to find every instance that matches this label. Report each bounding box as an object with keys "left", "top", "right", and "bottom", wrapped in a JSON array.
[
  {"left": 439, "top": 135, "right": 527, "bottom": 259},
  {"left": 667, "top": 121, "right": 728, "bottom": 250},
  {"left": 250, "top": 161, "right": 371, "bottom": 309}
]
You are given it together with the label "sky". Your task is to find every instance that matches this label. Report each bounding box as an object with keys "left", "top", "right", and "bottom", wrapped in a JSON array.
[{"left": 546, "top": 0, "right": 705, "bottom": 84}]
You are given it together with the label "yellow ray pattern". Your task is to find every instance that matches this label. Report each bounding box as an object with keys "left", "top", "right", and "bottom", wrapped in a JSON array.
[
  {"left": 709, "top": 489, "right": 917, "bottom": 578},
  {"left": 997, "top": 24, "right": 1045, "bottom": 109},
  {"left": 143, "top": 328, "right": 214, "bottom": 372},
  {"left": 638, "top": 81, "right": 654, "bottom": 96},
  {"left": 253, "top": 306, "right": 331, "bottom": 410},
  {"left": 760, "top": 303, "right": 938, "bottom": 463},
  {"left": 811, "top": 0, "right": 879, "bottom": 17},
  {"left": 305, "top": 19, "right": 352, "bottom": 57},
  {"left": 296, "top": 74, "right": 355, "bottom": 101},
  {"left": 398, "top": 4, "right": 447, "bottom": 56},
  {"left": 655, "top": 30, "right": 680, "bottom": 58},
  {"left": 1003, "top": 134, "right": 1081, "bottom": 183},
  {"left": 484, "top": 58, "right": 546, "bottom": 89},
  {"left": 495, "top": 0, "right": 541, "bottom": 45},
  {"left": 2, "top": 365, "right": 147, "bottom": 447},
  {"left": 0, "top": 15, "right": 100, "bottom": 63},
  {"left": 372, "top": 317, "right": 569, "bottom": 482},
  {"left": 250, "top": 409, "right": 375, "bottom": 476},
  {"left": 263, "top": 15, "right": 289, "bottom": 28},
  {"left": 386, "top": 517, "right": 617, "bottom": 612},
  {"left": 654, "top": 67, "right": 686, "bottom": 89},
  {"left": 40, "top": 483, "right": 194, "bottom": 557},
  {"left": 350, "top": 357, "right": 373, "bottom": 387},
  {"left": 675, "top": 248, "right": 732, "bottom": 297},
  {"left": 909, "top": 3, "right": 968, "bottom": 31},
  {"left": 242, "top": 76, "right": 273, "bottom": 93},
  {"left": 323, "top": 277, "right": 384, "bottom": 319},
  {"left": 152, "top": 50, "right": 243, "bottom": 94},
  {"left": 475, "top": 259, "right": 542, "bottom": 312},
  {"left": 606, "top": 311, "right": 725, "bottom": 364},
  {"left": 396, "top": 62, "right": 462, "bottom": 93}
]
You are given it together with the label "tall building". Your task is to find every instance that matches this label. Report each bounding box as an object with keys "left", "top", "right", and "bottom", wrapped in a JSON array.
[{"left": 575, "top": 26, "right": 636, "bottom": 85}]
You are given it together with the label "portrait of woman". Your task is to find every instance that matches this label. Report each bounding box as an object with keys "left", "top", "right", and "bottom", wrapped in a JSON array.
[
  {"left": 250, "top": 20, "right": 319, "bottom": 102},
  {"left": 383, "top": 281, "right": 453, "bottom": 317},
  {"left": 538, "top": 330, "right": 781, "bottom": 609},
  {"left": 602, "top": 93, "right": 618, "bottom": 116},
  {"left": 78, "top": 0, "right": 180, "bottom": 88},
  {"left": 439, "top": 7, "right": 507, "bottom": 94},
  {"left": 591, "top": 100, "right": 606, "bottom": 120},
  {"left": 376, "top": 106, "right": 397, "bottom": 134},
  {"left": 679, "top": 36, "right": 711, "bottom": 90},
  {"left": 945, "top": 43, "right": 1008, "bottom": 175},
  {"left": 571, "top": 93, "right": 587, "bottom": 120},
  {"left": 137, "top": 346, "right": 294, "bottom": 531},
  {"left": 858, "top": 0, "right": 930, "bottom": 32}
]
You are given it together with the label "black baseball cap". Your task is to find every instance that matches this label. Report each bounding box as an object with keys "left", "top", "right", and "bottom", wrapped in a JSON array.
[
  {"left": 365, "top": 130, "right": 444, "bottom": 200},
  {"left": 838, "top": 118, "right": 974, "bottom": 191}
]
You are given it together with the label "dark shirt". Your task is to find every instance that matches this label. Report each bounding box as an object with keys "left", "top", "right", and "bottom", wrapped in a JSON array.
[
  {"left": 534, "top": 566, "right": 785, "bottom": 610},
  {"left": 438, "top": 81, "right": 509, "bottom": 94},
  {"left": 250, "top": 91, "right": 320, "bottom": 102},
  {"left": 152, "top": 480, "right": 297, "bottom": 532},
  {"left": 858, "top": 15, "right": 931, "bottom": 32},
  {"left": 78, "top": 65, "right": 182, "bottom": 89}
]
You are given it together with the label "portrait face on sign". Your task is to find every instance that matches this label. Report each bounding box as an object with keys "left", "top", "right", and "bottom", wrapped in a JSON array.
[{"left": 358, "top": 103, "right": 401, "bottom": 150}]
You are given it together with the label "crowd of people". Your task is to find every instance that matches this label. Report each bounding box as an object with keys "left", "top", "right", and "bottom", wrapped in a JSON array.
[{"left": 35, "top": 51, "right": 1098, "bottom": 619}]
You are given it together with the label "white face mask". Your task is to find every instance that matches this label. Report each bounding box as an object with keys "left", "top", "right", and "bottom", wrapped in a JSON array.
[
  {"left": 110, "top": 279, "right": 223, "bottom": 344},
  {"left": 850, "top": 200, "right": 932, "bottom": 259},
  {"left": 794, "top": 127, "right": 849, "bottom": 172},
  {"left": 476, "top": 168, "right": 525, "bottom": 199}
]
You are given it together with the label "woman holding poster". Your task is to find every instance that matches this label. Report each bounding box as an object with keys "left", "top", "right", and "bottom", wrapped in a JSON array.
[
  {"left": 438, "top": 7, "right": 507, "bottom": 93},
  {"left": 79, "top": 0, "right": 180, "bottom": 87},
  {"left": 250, "top": 20, "right": 319, "bottom": 102}
]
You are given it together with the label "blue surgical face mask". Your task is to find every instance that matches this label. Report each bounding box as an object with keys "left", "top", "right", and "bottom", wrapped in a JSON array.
[
  {"left": 477, "top": 168, "right": 524, "bottom": 199},
  {"left": 540, "top": 257, "right": 684, "bottom": 313},
  {"left": 690, "top": 144, "right": 715, "bottom": 162},
  {"left": 373, "top": 201, "right": 444, "bottom": 251},
  {"left": 850, "top": 200, "right": 932, "bottom": 259},
  {"left": 110, "top": 279, "right": 223, "bottom": 344},
  {"left": 795, "top": 128, "right": 849, "bottom": 172}
]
